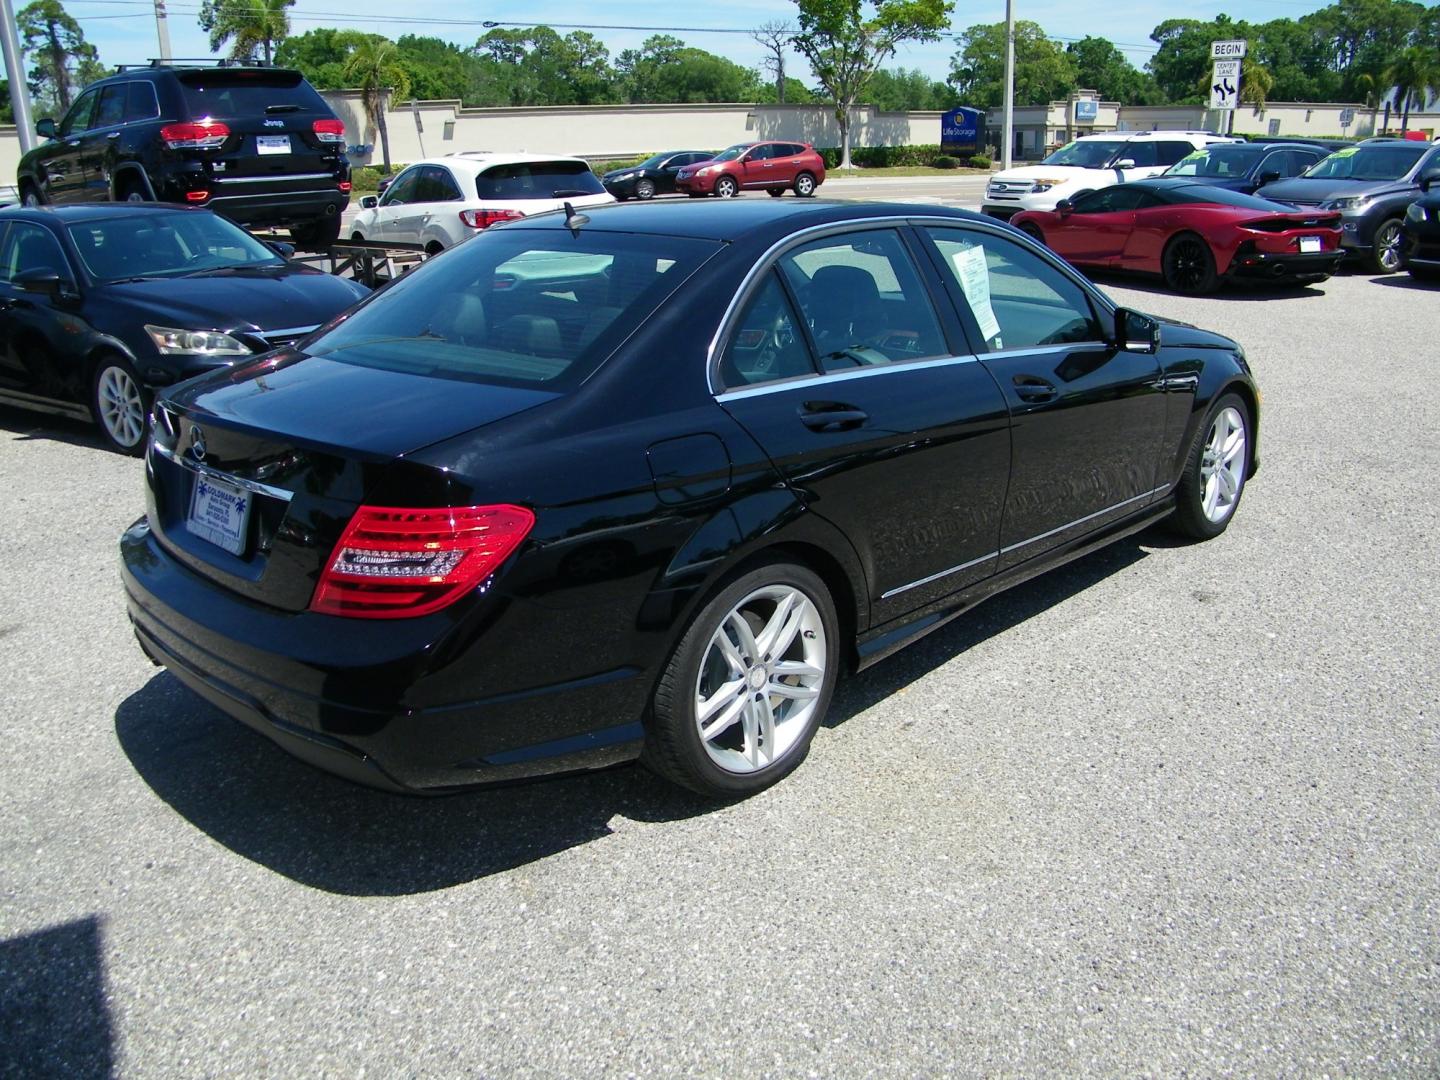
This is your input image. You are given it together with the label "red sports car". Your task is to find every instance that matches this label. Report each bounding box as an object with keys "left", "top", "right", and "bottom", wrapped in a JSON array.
[{"left": 1012, "top": 178, "right": 1343, "bottom": 293}]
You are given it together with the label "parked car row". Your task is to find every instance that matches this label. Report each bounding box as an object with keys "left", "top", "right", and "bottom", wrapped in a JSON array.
[{"left": 600, "top": 142, "right": 827, "bottom": 201}]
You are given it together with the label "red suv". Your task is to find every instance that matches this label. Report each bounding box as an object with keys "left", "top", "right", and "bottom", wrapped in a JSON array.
[{"left": 674, "top": 141, "right": 826, "bottom": 198}]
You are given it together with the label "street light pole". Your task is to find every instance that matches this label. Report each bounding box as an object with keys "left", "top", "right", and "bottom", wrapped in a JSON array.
[
  {"left": 0, "top": 0, "right": 36, "bottom": 153},
  {"left": 154, "top": 0, "right": 173, "bottom": 61},
  {"left": 1002, "top": 0, "right": 1015, "bottom": 170}
]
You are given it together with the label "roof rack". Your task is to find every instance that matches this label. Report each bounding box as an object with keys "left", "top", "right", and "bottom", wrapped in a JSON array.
[{"left": 113, "top": 57, "right": 273, "bottom": 72}]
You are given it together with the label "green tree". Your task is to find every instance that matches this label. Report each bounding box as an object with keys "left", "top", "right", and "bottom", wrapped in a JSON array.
[
  {"left": 791, "top": 0, "right": 955, "bottom": 169},
  {"left": 949, "top": 21, "right": 1077, "bottom": 109},
  {"left": 198, "top": 0, "right": 294, "bottom": 65},
  {"left": 1384, "top": 44, "right": 1440, "bottom": 130},
  {"left": 474, "top": 27, "right": 618, "bottom": 106},
  {"left": 18, "top": 0, "right": 104, "bottom": 115},
  {"left": 864, "top": 66, "right": 954, "bottom": 110},
  {"left": 756, "top": 76, "right": 816, "bottom": 104},
  {"left": 616, "top": 35, "right": 761, "bottom": 103},
  {"left": 343, "top": 36, "right": 410, "bottom": 171},
  {"left": 274, "top": 26, "right": 352, "bottom": 87},
  {"left": 393, "top": 35, "right": 479, "bottom": 102},
  {"left": 1064, "top": 36, "right": 1163, "bottom": 105},
  {"left": 0, "top": 80, "right": 13, "bottom": 124}
]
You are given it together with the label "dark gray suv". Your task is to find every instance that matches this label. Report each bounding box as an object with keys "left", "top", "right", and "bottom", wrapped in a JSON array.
[{"left": 1258, "top": 139, "right": 1440, "bottom": 272}]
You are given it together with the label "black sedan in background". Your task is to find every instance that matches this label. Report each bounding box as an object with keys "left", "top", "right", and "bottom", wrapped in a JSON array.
[
  {"left": 1161, "top": 141, "right": 1326, "bottom": 194},
  {"left": 1401, "top": 180, "right": 1440, "bottom": 281},
  {"left": 121, "top": 200, "right": 1261, "bottom": 799},
  {"left": 601, "top": 151, "right": 713, "bottom": 200},
  {"left": 0, "top": 205, "right": 369, "bottom": 453}
]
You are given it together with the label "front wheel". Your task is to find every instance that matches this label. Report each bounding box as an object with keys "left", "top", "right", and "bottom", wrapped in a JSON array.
[
  {"left": 767, "top": 187, "right": 786, "bottom": 197},
  {"left": 1018, "top": 222, "right": 1045, "bottom": 246},
  {"left": 1168, "top": 392, "right": 1251, "bottom": 540},
  {"left": 1367, "top": 218, "right": 1403, "bottom": 274},
  {"left": 794, "top": 172, "right": 817, "bottom": 197},
  {"left": 1162, "top": 233, "right": 1218, "bottom": 294},
  {"left": 714, "top": 176, "right": 739, "bottom": 199},
  {"left": 635, "top": 179, "right": 656, "bottom": 200},
  {"left": 644, "top": 562, "right": 839, "bottom": 797},
  {"left": 91, "top": 356, "right": 150, "bottom": 456}
]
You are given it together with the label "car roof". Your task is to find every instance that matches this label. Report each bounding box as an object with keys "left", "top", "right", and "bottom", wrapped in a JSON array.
[
  {"left": 417, "top": 153, "right": 591, "bottom": 175},
  {"left": 1074, "top": 131, "right": 1230, "bottom": 142},
  {"left": 502, "top": 198, "right": 980, "bottom": 242},
  {"left": 0, "top": 203, "right": 210, "bottom": 224}
]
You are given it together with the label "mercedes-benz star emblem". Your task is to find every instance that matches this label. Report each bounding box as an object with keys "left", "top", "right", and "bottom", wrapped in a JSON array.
[{"left": 189, "top": 426, "right": 206, "bottom": 463}]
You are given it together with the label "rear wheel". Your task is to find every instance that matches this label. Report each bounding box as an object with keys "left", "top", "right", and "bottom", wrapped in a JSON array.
[
  {"left": 714, "top": 176, "right": 739, "bottom": 199},
  {"left": 1169, "top": 392, "right": 1250, "bottom": 540},
  {"left": 635, "top": 178, "right": 656, "bottom": 200},
  {"left": 20, "top": 182, "right": 42, "bottom": 207},
  {"left": 794, "top": 172, "right": 817, "bottom": 197},
  {"left": 767, "top": 187, "right": 786, "bottom": 197},
  {"left": 644, "top": 562, "right": 839, "bottom": 797},
  {"left": 291, "top": 216, "right": 342, "bottom": 253},
  {"left": 91, "top": 355, "right": 150, "bottom": 456},
  {"left": 118, "top": 177, "right": 149, "bottom": 203},
  {"left": 1162, "top": 233, "right": 1218, "bottom": 294},
  {"left": 1367, "top": 218, "right": 1403, "bottom": 274}
]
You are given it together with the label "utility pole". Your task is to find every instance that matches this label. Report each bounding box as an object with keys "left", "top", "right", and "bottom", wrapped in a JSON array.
[
  {"left": 1001, "top": 0, "right": 1015, "bottom": 169},
  {"left": 154, "top": 0, "right": 172, "bottom": 61},
  {"left": 0, "top": 0, "right": 36, "bottom": 153}
]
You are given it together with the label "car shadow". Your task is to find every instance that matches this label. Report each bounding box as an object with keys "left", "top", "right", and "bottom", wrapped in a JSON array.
[
  {"left": 1370, "top": 273, "right": 1436, "bottom": 291},
  {"left": 1082, "top": 269, "right": 1328, "bottom": 302},
  {"left": 115, "top": 528, "right": 1162, "bottom": 896},
  {"left": 0, "top": 405, "right": 113, "bottom": 454}
]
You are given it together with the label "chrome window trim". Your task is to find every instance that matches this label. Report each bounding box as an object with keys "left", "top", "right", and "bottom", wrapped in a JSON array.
[
  {"left": 212, "top": 173, "right": 335, "bottom": 185},
  {"left": 716, "top": 351, "right": 982, "bottom": 403},
  {"left": 706, "top": 213, "right": 1117, "bottom": 397},
  {"left": 151, "top": 440, "right": 296, "bottom": 502},
  {"left": 259, "top": 323, "right": 320, "bottom": 340},
  {"left": 879, "top": 483, "right": 1174, "bottom": 599}
]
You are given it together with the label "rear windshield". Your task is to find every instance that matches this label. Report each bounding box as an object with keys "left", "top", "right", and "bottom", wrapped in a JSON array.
[
  {"left": 477, "top": 162, "right": 605, "bottom": 200},
  {"left": 302, "top": 228, "right": 721, "bottom": 389},
  {"left": 1165, "top": 146, "right": 1263, "bottom": 177},
  {"left": 178, "top": 69, "right": 330, "bottom": 118},
  {"left": 1042, "top": 140, "right": 1128, "bottom": 168},
  {"left": 1303, "top": 145, "right": 1426, "bottom": 181}
]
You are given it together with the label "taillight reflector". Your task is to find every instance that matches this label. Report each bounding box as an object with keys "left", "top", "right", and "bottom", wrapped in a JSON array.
[
  {"left": 311, "top": 504, "right": 535, "bottom": 619},
  {"left": 313, "top": 118, "right": 346, "bottom": 143},
  {"left": 185, "top": 190, "right": 209, "bottom": 202},
  {"left": 338, "top": 181, "right": 352, "bottom": 192},
  {"left": 160, "top": 119, "right": 230, "bottom": 149},
  {"left": 459, "top": 208, "right": 525, "bottom": 230}
]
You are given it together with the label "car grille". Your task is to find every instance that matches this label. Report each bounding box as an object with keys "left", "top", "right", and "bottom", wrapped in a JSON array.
[
  {"left": 258, "top": 324, "right": 320, "bottom": 350},
  {"left": 987, "top": 182, "right": 1030, "bottom": 195}
]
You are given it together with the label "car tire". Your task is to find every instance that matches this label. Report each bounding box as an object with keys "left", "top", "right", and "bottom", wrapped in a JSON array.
[
  {"left": 119, "top": 178, "right": 150, "bottom": 203},
  {"left": 794, "top": 172, "right": 817, "bottom": 197},
  {"left": 643, "top": 561, "right": 839, "bottom": 798},
  {"left": 1168, "top": 392, "right": 1251, "bottom": 541},
  {"left": 635, "top": 179, "right": 656, "bottom": 200},
  {"left": 291, "top": 216, "right": 342, "bottom": 253},
  {"left": 20, "top": 182, "right": 42, "bottom": 207},
  {"left": 91, "top": 355, "right": 150, "bottom": 457},
  {"left": 767, "top": 187, "right": 786, "bottom": 197},
  {"left": 1018, "top": 222, "right": 1045, "bottom": 245},
  {"left": 1162, "top": 232, "right": 1219, "bottom": 294},
  {"left": 1367, "top": 218, "right": 1404, "bottom": 274},
  {"left": 714, "top": 176, "right": 739, "bottom": 199}
]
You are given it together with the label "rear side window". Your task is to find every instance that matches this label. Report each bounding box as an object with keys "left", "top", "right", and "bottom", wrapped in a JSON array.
[
  {"left": 125, "top": 82, "right": 160, "bottom": 123},
  {"left": 303, "top": 229, "right": 721, "bottom": 388},
  {"left": 1156, "top": 141, "right": 1196, "bottom": 166},
  {"left": 177, "top": 70, "right": 329, "bottom": 118},
  {"left": 477, "top": 162, "right": 604, "bottom": 200},
  {"left": 1120, "top": 142, "right": 1158, "bottom": 167}
]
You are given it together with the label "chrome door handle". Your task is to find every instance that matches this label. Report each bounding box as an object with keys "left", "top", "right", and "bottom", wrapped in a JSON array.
[{"left": 107, "top": 132, "right": 121, "bottom": 140}]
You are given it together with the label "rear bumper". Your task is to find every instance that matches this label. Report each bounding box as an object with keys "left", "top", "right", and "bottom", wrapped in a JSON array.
[
  {"left": 200, "top": 187, "right": 350, "bottom": 228},
  {"left": 1226, "top": 251, "right": 1343, "bottom": 280},
  {"left": 119, "top": 518, "right": 647, "bottom": 793}
]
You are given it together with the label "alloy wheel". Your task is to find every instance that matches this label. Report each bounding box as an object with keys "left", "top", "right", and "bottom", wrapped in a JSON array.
[
  {"left": 1166, "top": 237, "right": 1210, "bottom": 292},
  {"left": 636, "top": 179, "right": 656, "bottom": 200},
  {"left": 693, "top": 585, "right": 826, "bottom": 774},
  {"left": 1198, "top": 406, "right": 1246, "bottom": 524},
  {"left": 715, "top": 177, "right": 738, "bottom": 198},
  {"left": 97, "top": 365, "right": 147, "bottom": 449},
  {"left": 795, "top": 174, "right": 816, "bottom": 196},
  {"left": 1374, "top": 221, "right": 1402, "bottom": 273}
]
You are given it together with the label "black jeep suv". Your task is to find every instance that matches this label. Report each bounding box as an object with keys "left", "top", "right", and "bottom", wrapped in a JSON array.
[{"left": 17, "top": 61, "right": 351, "bottom": 251}]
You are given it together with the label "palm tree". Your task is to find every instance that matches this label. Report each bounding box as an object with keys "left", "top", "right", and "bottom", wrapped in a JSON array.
[
  {"left": 199, "top": 0, "right": 294, "bottom": 65},
  {"left": 343, "top": 38, "right": 410, "bottom": 173},
  {"left": 1383, "top": 47, "right": 1440, "bottom": 133},
  {"left": 1238, "top": 57, "right": 1275, "bottom": 110}
]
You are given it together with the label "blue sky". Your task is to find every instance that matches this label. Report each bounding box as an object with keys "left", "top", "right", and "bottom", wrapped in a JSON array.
[{"left": 67, "top": 0, "right": 1338, "bottom": 85}]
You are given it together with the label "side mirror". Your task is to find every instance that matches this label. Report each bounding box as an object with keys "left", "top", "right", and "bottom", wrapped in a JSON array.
[
  {"left": 360, "top": 195, "right": 378, "bottom": 209},
  {"left": 267, "top": 240, "right": 295, "bottom": 259},
  {"left": 14, "top": 268, "right": 69, "bottom": 298},
  {"left": 1419, "top": 168, "right": 1440, "bottom": 192},
  {"left": 1258, "top": 170, "right": 1281, "bottom": 185},
  {"left": 1114, "top": 158, "right": 1137, "bottom": 171},
  {"left": 35, "top": 118, "right": 56, "bottom": 140},
  {"left": 1056, "top": 198, "right": 1074, "bottom": 215},
  {"left": 1116, "top": 307, "right": 1160, "bottom": 354}
]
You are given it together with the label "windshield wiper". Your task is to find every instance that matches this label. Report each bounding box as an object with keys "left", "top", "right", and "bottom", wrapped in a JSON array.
[
  {"left": 265, "top": 104, "right": 302, "bottom": 114},
  {"left": 177, "top": 262, "right": 285, "bottom": 279},
  {"left": 551, "top": 188, "right": 595, "bottom": 198}
]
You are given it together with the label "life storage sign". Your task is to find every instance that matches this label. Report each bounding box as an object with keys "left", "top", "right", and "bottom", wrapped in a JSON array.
[{"left": 941, "top": 107, "right": 983, "bottom": 155}]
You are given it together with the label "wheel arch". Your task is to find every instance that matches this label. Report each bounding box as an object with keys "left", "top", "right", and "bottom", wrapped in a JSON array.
[{"left": 109, "top": 163, "right": 156, "bottom": 201}]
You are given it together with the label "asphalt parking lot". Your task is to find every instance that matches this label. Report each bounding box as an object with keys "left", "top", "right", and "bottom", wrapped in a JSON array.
[{"left": 1, "top": 220, "right": 1437, "bottom": 1073}]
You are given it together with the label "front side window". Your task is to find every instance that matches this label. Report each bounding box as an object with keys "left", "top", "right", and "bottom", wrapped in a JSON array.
[
  {"left": 1070, "top": 186, "right": 1149, "bottom": 214},
  {"left": 925, "top": 227, "right": 1102, "bottom": 353},
  {"left": 66, "top": 211, "right": 283, "bottom": 282},
  {"left": 413, "top": 166, "right": 461, "bottom": 203},
  {"left": 379, "top": 168, "right": 421, "bottom": 206},
  {"left": 58, "top": 89, "right": 100, "bottom": 137},
  {"left": 778, "top": 229, "right": 947, "bottom": 370},
  {"left": 92, "top": 85, "right": 127, "bottom": 129},
  {"left": 720, "top": 271, "right": 813, "bottom": 389},
  {"left": 303, "top": 230, "right": 721, "bottom": 389},
  {"left": 0, "top": 223, "right": 73, "bottom": 284},
  {"left": 476, "top": 161, "right": 605, "bottom": 200}
]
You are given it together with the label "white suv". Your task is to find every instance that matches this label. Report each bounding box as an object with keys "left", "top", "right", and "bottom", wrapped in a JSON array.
[
  {"left": 350, "top": 153, "right": 614, "bottom": 252},
  {"left": 982, "top": 131, "right": 1241, "bottom": 220}
]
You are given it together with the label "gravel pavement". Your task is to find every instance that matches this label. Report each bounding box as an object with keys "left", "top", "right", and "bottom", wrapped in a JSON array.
[{"left": 1, "top": 261, "right": 1437, "bottom": 1077}]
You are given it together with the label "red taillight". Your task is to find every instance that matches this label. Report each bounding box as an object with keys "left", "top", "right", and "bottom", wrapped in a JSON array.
[
  {"left": 160, "top": 119, "right": 230, "bottom": 149},
  {"left": 185, "top": 190, "right": 209, "bottom": 202},
  {"left": 338, "top": 181, "right": 352, "bottom": 192},
  {"left": 313, "top": 118, "right": 345, "bottom": 144},
  {"left": 459, "top": 208, "right": 525, "bottom": 230},
  {"left": 311, "top": 504, "right": 535, "bottom": 619}
]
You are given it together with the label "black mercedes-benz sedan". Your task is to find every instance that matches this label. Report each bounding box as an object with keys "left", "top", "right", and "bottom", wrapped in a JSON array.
[
  {"left": 120, "top": 199, "right": 1261, "bottom": 798},
  {"left": 0, "top": 204, "right": 369, "bottom": 453}
]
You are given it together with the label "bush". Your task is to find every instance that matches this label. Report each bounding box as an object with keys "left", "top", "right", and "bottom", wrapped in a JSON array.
[
  {"left": 350, "top": 165, "right": 408, "bottom": 193},
  {"left": 587, "top": 154, "right": 652, "bottom": 176},
  {"left": 968, "top": 153, "right": 992, "bottom": 169},
  {"left": 820, "top": 144, "right": 994, "bottom": 170},
  {"left": 931, "top": 155, "right": 961, "bottom": 169}
]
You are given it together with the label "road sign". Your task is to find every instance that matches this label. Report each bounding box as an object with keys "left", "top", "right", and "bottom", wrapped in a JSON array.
[
  {"left": 1210, "top": 60, "right": 1240, "bottom": 110},
  {"left": 1339, "top": 107, "right": 1356, "bottom": 125},
  {"left": 1211, "top": 39, "right": 1248, "bottom": 59}
]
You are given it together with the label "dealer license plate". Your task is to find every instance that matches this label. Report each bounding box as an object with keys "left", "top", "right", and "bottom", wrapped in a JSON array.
[
  {"left": 1298, "top": 235, "right": 1322, "bottom": 253},
  {"left": 256, "top": 135, "right": 291, "bottom": 156},
  {"left": 187, "top": 473, "right": 252, "bottom": 556}
]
